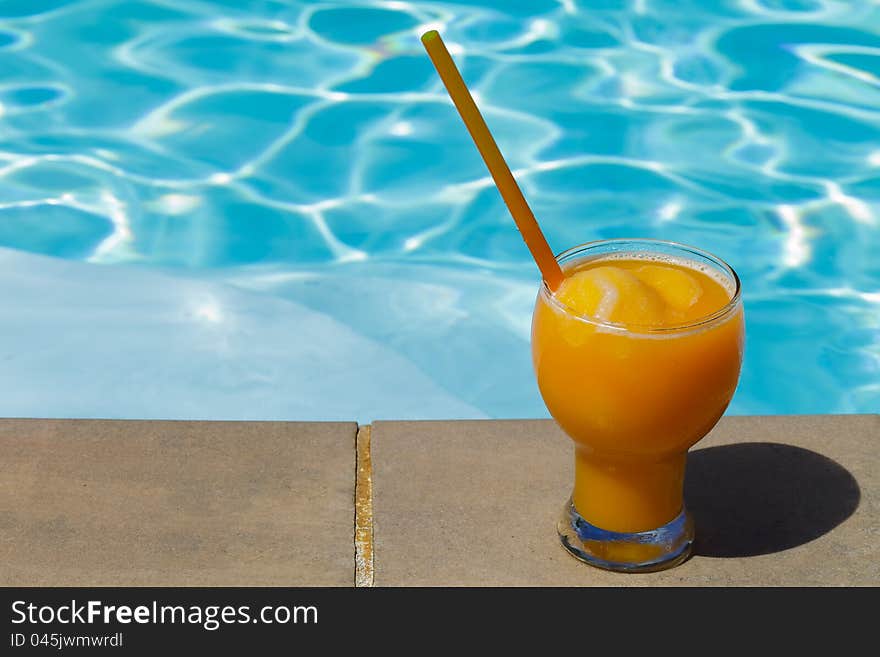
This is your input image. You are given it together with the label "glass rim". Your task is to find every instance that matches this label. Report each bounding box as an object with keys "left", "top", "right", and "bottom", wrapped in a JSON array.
[{"left": 540, "top": 238, "right": 743, "bottom": 334}]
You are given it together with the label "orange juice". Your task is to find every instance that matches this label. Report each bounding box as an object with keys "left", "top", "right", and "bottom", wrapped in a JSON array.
[{"left": 532, "top": 248, "right": 744, "bottom": 535}]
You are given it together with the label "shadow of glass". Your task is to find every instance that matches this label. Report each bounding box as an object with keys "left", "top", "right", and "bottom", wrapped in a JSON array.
[{"left": 685, "top": 442, "right": 860, "bottom": 558}]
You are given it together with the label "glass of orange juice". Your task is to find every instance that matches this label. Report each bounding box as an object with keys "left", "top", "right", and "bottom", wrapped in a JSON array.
[{"left": 531, "top": 238, "right": 744, "bottom": 572}]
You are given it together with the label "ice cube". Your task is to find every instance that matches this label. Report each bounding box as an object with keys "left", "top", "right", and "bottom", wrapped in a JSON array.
[
  {"left": 555, "top": 266, "right": 666, "bottom": 326},
  {"left": 634, "top": 264, "right": 703, "bottom": 311}
]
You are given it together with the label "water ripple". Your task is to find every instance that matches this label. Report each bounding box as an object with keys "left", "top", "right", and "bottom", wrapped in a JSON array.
[{"left": 0, "top": 0, "right": 877, "bottom": 418}]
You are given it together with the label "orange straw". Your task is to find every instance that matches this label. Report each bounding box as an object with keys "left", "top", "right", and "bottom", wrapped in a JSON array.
[{"left": 421, "top": 30, "right": 564, "bottom": 291}]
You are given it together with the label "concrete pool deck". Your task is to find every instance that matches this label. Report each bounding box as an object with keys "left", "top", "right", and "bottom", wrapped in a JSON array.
[
  {"left": 0, "top": 420, "right": 356, "bottom": 586},
  {"left": 1, "top": 415, "right": 877, "bottom": 586}
]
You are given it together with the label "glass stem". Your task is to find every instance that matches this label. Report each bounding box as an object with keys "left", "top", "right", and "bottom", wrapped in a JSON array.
[{"left": 572, "top": 446, "right": 687, "bottom": 534}]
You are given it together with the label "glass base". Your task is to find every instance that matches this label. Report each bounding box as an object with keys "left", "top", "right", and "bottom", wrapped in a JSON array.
[{"left": 558, "top": 498, "right": 694, "bottom": 573}]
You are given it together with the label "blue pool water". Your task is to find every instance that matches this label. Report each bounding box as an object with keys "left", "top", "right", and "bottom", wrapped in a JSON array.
[{"left": 0, "top": 0, "right": 877, "bottom": 422}]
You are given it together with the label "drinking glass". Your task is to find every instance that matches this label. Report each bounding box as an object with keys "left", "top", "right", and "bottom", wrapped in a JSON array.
[{"left": 531, "top": 238, "right": 744, "bottom": 572}]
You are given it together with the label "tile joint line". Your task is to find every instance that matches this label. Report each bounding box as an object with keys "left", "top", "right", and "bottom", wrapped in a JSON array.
[{"left": 355, "top": 424, "right": 374, "bottom": 587}]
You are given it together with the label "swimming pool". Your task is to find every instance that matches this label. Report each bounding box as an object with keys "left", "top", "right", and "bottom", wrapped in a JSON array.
[{"left": 0, "top": 0, "right": 877, "bottom": 422}]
